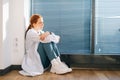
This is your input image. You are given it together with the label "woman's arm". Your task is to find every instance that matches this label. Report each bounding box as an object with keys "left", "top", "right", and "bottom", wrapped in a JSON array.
[
  {"left": 28, "top": 30, "right": 50, "bottom": 42},
  {"left": 40, "top": 32, "right": 60, "bottom": 43},
  {"left": 28, "top": 30, "right": 59, "bottom": 43},
  {"left": 39, "top": 31, "right": 50, "bottom": 41}
]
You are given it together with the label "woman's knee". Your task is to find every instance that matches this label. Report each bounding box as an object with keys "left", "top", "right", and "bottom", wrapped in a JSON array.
[{"left": 42, "top": 42, "right": 53, "bottom": 47}]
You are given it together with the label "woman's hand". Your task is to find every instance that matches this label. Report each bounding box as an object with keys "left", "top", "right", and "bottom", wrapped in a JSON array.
[{"left": 40, "top": 31, "right": 50, "bottom": 41}]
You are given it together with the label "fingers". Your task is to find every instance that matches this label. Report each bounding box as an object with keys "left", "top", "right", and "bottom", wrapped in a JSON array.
[
  {"left": 40, "top": 31, "right": 50, "bottom": 41},
  {"left": 40, "top": 35, "right": 45, "bottom": 40}
]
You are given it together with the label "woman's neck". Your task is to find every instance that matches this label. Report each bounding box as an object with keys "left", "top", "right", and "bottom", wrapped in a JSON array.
[{"left": 33, "top": 27, "right": 38, "bottom": 31}]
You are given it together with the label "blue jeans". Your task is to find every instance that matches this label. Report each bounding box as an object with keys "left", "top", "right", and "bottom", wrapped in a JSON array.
[{"left": 37, "top": 42, "right": 60, "bottom": 69}]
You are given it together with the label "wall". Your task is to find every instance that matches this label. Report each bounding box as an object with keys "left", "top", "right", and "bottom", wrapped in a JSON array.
[
  {"left": 0, "top": 0, "right": 29, "bottom": 69},
  {"left": 24, "top": 0, "right": 31, "bottom": 28},
  {"left": 11, "top": 0, "right": 30, "bottom": 65},
  {"left": 10, "top": 0, "right": 25, "bottom": 65},
  {"left": 0, "top": 0, "right": 11, "bottom": 69},
  {"left": 0, "top": 0, "right": 3, "bottom": 69},
  {"left": 2, "top": 0, "right": 11, "bottom": 69}
]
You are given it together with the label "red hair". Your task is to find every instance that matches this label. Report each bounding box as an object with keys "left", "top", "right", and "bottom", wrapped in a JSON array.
[{"left": 25, "top": 14, "right": 42, "bottom": 38}]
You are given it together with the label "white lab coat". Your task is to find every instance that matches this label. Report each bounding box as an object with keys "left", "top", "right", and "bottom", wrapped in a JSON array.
[{"left": 19, "top": 28, "right": 60, "bottom": 76}]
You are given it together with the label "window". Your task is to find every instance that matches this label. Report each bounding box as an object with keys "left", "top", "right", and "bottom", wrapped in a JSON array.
[{"left": 31, "top": 0, "right": 92, "bottom": 54}]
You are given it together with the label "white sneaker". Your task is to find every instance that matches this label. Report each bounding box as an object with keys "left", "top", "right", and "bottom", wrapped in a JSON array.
[
  {"left": 50, "top": 59, "right": 71, "bottom": 74},
  {"left": 56, "top": 57, "right": 72, "bottom": 73},
  {"left": 61, "top": 62, "right": 72, "bottom": 72}
]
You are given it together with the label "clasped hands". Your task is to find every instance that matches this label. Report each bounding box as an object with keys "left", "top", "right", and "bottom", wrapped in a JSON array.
[{"left": 40, "top": 31, "right": 51, "bottom": 41}]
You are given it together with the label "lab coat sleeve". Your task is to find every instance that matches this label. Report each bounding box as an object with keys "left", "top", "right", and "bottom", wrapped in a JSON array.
[
  {"left": 28, "top": 31, "right": 52, "bottom": 43},
  {"left": 41, "top": 32, "right": 60, "bottom": 43},
  {"left": 28, "top": 32, "right": 41, "bottom": 42},
  {"left": 28, "top": 30, "right": 60, "bottom": 43},
  {"left": 50, "top": 33, "right": 60, "bottom": 43}
]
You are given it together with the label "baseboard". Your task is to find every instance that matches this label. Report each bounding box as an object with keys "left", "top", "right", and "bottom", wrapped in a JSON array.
[
  {"left": 11, "top": 65, "right": 22, "bottom": 70},
  {"left": 61, "top": 54, "right": 120, "bottom": 70},
  {"left": 0, "top": 65, "right": 21, "bottom": 76},
  {"left": 70, "top": 63, "right": 120, "bottom": 70}
]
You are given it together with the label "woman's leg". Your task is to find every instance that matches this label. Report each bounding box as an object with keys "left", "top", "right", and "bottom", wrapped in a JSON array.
[
  {"left": 42, "top": 42, "right": 72, "bottom": 74},
  {"left": 50, "top": 42, "right": 72, "bottom": 72},
  {"left": 51, "top": 42, "right": 62, "bottom": 62},
  {"left": 42, "top": 42, "right": 57, "bottom": 61},
  {"left": 37, "top": 43, "right": 50, "bottom": 69},
  {"left": 51, "top": 42, "right": 60, "bottom": 57}
]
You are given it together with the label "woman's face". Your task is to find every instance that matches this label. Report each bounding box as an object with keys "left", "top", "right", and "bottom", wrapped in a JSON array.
[{"left": 34, "top": 18, "right": 44, "bottom": 30}]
